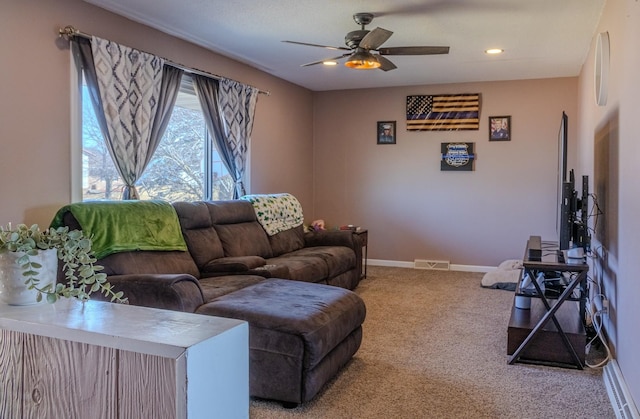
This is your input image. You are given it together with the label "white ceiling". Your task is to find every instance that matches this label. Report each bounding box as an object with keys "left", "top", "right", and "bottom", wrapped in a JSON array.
[{"left": 83, "top": 0, "right": 606, "bottom": 92}]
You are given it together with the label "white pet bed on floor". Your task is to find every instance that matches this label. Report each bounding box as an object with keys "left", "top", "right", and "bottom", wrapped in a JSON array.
[{"left": 481, "top": 259, "right": 523, "bottom": 290}]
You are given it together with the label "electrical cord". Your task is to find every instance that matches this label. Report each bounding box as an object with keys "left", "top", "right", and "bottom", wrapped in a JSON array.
[
  {"left": 585, "top": 297, "right": 612, "bottom": 368},
  {"left": 584, "top": 243, "right": 612, "bottom": 368},
  {"left": 588, "top": 192, "right": 603, "bottom": 238}
]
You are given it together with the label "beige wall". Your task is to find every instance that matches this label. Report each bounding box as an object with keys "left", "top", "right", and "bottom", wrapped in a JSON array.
[
  {"left": 0, "top": 0, "right": 314, "bottom": 226},
  {"left": 313, "top": 78, "right": 578, "bottom": 267},
  {"left": 576, "top": 0, "right": 640, "bottom": 407}
]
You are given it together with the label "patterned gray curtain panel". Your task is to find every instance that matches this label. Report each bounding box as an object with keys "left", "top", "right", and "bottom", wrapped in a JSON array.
[
  {"left": 192, "top": 75, "right": 236, "bottom": 196},
  {"left": 217, "top": 79, "right": 259, "bottom": 198},
  {"left": 91, "top": 37, "right": 165, "bottom": 199}
]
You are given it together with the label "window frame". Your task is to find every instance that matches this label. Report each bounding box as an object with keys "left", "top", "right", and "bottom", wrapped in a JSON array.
[
  {"left": 70, "top": 41, "right": 84, "bottom": 203},
  {"left": 71, "top": 52, "right": 234, "bottom": 202}
]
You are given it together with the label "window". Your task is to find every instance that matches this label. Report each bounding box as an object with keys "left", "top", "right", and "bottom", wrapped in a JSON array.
[{"left": 81, "top": 74, "right": 233, "bottom": 201}]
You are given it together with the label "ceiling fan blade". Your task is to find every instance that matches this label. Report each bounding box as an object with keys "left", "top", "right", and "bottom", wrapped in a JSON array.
[
  {"left": 300, "top": 54, "right": 351, "bottom": 67},
  {"left": 376, "top": 55, "right": 397, "bottom": 72},
  {"left": 378, "top": 46, "right": 450, "bottom": 55},
  {"left": 282, "top": 40, "right": 351, "bottom": 52},
  {"left": 359, "top": 27, "right": 393, "bottom": 50}
]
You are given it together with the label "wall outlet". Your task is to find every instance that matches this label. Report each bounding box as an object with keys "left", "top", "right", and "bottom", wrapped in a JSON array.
[{"left": 594, "top": 295, "right": 609, "bottom": 315}]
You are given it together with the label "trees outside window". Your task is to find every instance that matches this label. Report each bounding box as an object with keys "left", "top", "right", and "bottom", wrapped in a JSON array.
[{"left": 81, "top": 75, "right": 233, "bottom": 202}]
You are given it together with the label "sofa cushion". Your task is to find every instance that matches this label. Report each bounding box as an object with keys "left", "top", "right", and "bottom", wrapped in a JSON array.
[
  {"left": 198, "top": 275, "right": 265, "bottom": 301},
  {"left": 215, "top": 222, "right": 273, "bottom": 258},
  {"left": 207, "top": 200, "right": 257, "bottom": 224},
  {"left": 287, "top": 246, "right": 356, "bottom": 278},
  {"left": 173, "top": 201, "right": 225, "bottom": 267},
  {"left": 95, "top": 250, "right": 200, "bottom": 278},
  {"left": 269, "top": 224, "right": 305, "bottom": 256},
  {"left": 265, "top": 255, "right": 329, "bottom": 283},
  {"left": 181, "top": 226, "right": 226, "bottom": 267}
]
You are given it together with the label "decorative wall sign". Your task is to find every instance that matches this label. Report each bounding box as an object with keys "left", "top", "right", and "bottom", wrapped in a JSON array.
[
  {"left": 377, "top": 121, "right": 396, "bottom": 144},
  {"left": 406, "top": 94, "right": 480, "bottom": 131},
  {"left": 441, "top": 142, "right": 475, "bottom": 171},
  {"left": 489, "top": 116, "right": 511, "bottom": 141}
]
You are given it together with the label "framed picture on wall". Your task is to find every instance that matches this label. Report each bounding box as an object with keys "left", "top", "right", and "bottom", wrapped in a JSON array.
[
  {"left": 489, "top": 116, "right": 511, "bottom": 141},
  {"left": 377, "top": 121, "right": 396, "bottom": 144}
]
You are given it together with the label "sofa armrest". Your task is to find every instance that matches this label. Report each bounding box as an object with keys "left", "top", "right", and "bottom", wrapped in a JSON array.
[
  {"left": 304, "top": 230, "right": 363, "bottom": 278},
  {"left": 96, "top": 274, "right": 205, "bottom": 313},
  {"left": 201, "top": 256, "right": 267, "bottom": 274},
  {"left": 304, "top": 230, "right": 357, "bottom": 249}
]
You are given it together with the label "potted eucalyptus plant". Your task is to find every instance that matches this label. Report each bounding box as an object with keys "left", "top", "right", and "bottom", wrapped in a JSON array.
[{"left": 0, "top": 223, "right": 127, "bottom": 305}]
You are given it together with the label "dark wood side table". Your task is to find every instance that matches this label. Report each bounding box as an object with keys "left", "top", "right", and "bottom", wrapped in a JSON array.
[{"left": 354, "top": 229, "right": 368, "bottom": 279}]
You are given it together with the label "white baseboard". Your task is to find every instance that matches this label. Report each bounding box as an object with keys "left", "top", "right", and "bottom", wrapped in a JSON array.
[
  {"left": 604, "top": 360, "right": 640, "bottom": 419},
  {"left": 451, "top": 264, "right": 494, "bottom": 273},
  {"left": 368, "top": 259, "right": 494, "bottom": 273},
  {"left": 368, "top": 259, "right": 414, "bottom": 269}
]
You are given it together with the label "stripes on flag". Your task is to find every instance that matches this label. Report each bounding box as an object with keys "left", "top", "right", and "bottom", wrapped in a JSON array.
[{"left": 406, "top": 94, "right": 481, "bottom": 131}]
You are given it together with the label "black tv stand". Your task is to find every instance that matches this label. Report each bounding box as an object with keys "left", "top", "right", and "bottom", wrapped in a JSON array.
[
  {"left": 507, "top": 236, "right": 588, "bottom": 369},
  {"left": 527, "top": 235, "right": 542, "bottom": 261}
]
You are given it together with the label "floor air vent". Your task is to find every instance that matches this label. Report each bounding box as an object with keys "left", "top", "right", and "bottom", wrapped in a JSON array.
[
  {"left": 604, "top": 360, "right": 640, "bottom": 419},
  {"left": 414, "top": 259, "right": 450, "bottom": 270}
]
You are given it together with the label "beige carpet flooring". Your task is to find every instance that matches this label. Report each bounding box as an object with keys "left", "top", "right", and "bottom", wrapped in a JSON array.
[{"left": 250, "top": 266, "right": 614, "bottom": 419}]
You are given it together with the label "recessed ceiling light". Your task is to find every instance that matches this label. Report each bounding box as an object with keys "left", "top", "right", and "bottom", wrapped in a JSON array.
[
  {"left": 323, "top": 61, "right": 338, "bottom": 66},
  {"left": 485, "top": 48, "right": 504, "bottom": 55}
]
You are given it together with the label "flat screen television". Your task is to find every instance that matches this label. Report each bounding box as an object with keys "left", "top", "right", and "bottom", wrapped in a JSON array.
[
  {"left": 556, "top": 111, "right": 590, "bottom": 252},
  {"left": 557, "top": 112, "right": 570, "bottom": 249},
  {"left": 557, "top": 112, "right": 568, "bottom": 186}
]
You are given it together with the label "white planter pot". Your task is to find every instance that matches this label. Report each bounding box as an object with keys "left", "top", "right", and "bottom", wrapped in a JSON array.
[{"left": 0, "top": 249, "right": 58, "bottom": 305}]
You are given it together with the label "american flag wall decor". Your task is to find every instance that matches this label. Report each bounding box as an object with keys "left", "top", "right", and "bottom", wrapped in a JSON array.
[{"left": 406, "top": 94, "right": 481, "bottom": 131}]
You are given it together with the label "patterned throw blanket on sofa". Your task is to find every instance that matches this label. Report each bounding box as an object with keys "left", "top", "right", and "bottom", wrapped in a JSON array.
[{"left": 240, "top": 193, "right": 304, "bottom": 236}]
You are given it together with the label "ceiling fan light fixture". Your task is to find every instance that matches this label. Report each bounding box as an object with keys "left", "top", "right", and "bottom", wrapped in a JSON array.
[
  {"left": 286, "top": 12, "right": 450, "bottom": 72},
  {"left": 344, "top": 50, "right": 381, "bottom": 69}
]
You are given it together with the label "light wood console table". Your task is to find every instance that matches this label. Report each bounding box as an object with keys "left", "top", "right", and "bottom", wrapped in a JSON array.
[{"left": 0, "top": 299, "right": 248, "bottom": 418}]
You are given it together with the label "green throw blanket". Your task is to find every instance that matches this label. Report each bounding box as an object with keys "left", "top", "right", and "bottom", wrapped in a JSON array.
[{"left": 50, "top": 200, "right": 188, "bottom": 259}]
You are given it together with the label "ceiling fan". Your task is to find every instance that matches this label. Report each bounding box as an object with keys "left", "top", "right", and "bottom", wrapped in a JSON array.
[{"left": 283, "top": 12, "right": 449, "bottom": 71}]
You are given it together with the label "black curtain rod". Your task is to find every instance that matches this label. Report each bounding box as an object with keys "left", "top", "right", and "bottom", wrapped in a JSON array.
[{"left": 58, "top": 25, "right": 270, "bottom": 96}]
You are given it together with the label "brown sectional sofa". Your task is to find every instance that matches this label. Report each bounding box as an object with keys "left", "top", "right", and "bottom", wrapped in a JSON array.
[
  {"left": 173, "top": 200, "right": 362, "bottom": 290},
  {"left": 54, "top": 199, "right": 366, "bottom": 406}
]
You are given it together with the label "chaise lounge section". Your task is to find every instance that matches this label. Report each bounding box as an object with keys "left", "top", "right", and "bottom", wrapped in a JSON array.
[
  {"left": 52, "top": 197, "right": 366, "bottom": 406},
  {"left": 197, "top": 279, "right": 365, "bottom": 405}
]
